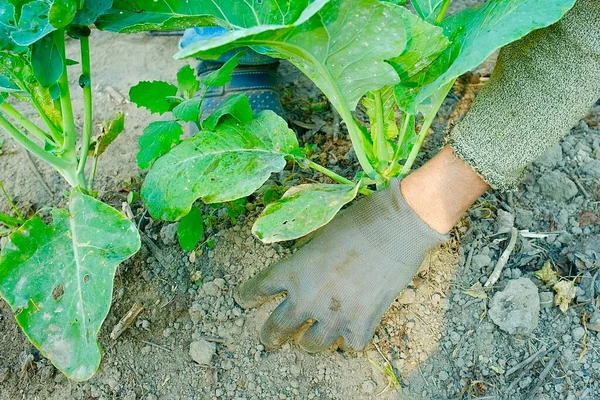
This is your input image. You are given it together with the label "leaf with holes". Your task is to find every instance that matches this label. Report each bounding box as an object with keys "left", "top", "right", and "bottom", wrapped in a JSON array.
[
  {"left": 141, "top": 110, "right": 298, "bottom": 221},
  {"left": 252, "top": 183, "right": 360, "bottom": 243},
  {"left": 11, "top": 1, "right": 56, "bottom": 47},
  {"left": 0, "top": 189, "right": 140, "bottom": 381}
]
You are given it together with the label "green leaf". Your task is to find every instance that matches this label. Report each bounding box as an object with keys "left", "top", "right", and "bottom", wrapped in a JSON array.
[
  {"left": 141, "top": 111, "right": 298, "bottom": 220},
  {"left": 129, "top": 80, "right": 178, "bottom": 114},
  {"left": 0, "top": 3, "right": 26, "bottom": 52},
  {"left": 11, "top": 1, "right": 56, "bottom": 47},
  {"left": 0, "top": 189, "right": 140, "bottom": 381},
  {"left": 362, "top": 87, "right": 398, "bottom": 166},
  {"left": 89, "top": 112, "right": 125, "bottom": 157},
  {"left": 177, "top": 206, "right": 204, "bottom": 251},
  {"left": 0, "top": 75, "right": 23, "bottom": 93},
  {"left": 387, "top": 10, "right": 448, "bottom": 82},
  {"left": 96, "top": 0, "right": 311, "bottom": 33},
  {"left": 172, "top": 97, "right": 202, "bottom": 123},
  {"left": 411, "top": 0, "right": 446, "bottom": 22},
  {"left": 202, "top": 93, "right": 252, "bottom": 130},
  {"left": 200, "top": 51, "right": 244, "bottom": 89},
  {"left": 31, "top": 33, "right": 63, "bottom": 87},
  {"left": 252, "top": 183, "right": 359, "bottom": 243},
  {"left": 395, "top": 0, "right": 576, "bottom": 113},
  {"left": 72, "top": 0, "right": 113, "bottom": 26},
  {"left": 49, "top": 0, "right": 77, "bottom": 29},
  {"left": 136, "top": 120, "right": 183, "bottom": 169},
  {"left": 176, "top": 64, "right": 199, "bottom": 99},
  {"left": 174, "top": 0, "right": 408, "bottom": 113}
]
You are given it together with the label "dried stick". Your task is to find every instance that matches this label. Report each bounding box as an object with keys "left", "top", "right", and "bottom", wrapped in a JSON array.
[
  {"left": 110, "top": 303, "right": 144, "bottom": 340},
  {"left": 484, "top": 227, "right": 518, "bottom": 287},
  {"left": 506, "top": 343, "right": 558, "bottom": 377},
  {"left": 526, "top": 351, "right": 559, "bottom": 397}
]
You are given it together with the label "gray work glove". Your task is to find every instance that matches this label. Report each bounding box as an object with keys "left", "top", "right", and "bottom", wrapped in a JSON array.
[{"left": 235, "top": 180, "right": 447, "bottom": 352}]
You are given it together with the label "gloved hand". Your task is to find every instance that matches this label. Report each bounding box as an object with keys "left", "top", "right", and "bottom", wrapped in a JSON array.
[{"left": 235, "top": 180, "right": 448, "bottom": 352}]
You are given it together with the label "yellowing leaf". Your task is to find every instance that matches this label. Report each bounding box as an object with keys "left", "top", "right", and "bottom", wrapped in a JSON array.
[
  {"left": 464, "top": 282, "right": 487, "bottom": 299},
  {"left": 553, "top": 280, "right": 576, "bottom": 313},
  {"left": 534, "top": 261, "right": 559, "bottom": 286}
]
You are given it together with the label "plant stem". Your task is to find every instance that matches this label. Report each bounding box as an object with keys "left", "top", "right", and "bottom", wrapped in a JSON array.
[
  {"left": 77, "top": 36, "right": 92, "bottom": 176},
  {"left": 0, "top": 102, "right": 57, "bottom": 145},
  {"left": 373, "top": 90, "right": 389, "bottom": 165},
  {"left": 307, "top": 160, "right": 354, "bottom": 185},
  {"left": 28, "top": 93, "right": 64, "bottom": 144},
  {"left": 391, "top": 112, "right": 413, "bottom": 163},
  {"left": 436, "top": 0, "right": 452, "bottom": 24},
  {"left": 0, "top": 181, "right": 23, "bottom": 220},
  {"left": 54, "top": 30, "right": 78, "bottom": 158},
  {"left": 0, "top": 212, "right": 21, "bottom": 228},
  {"left": 400, "top": 81, "right": 454, "bottom": 176},
  {"left": 0, "top": 112, "right": 73, "bottom": 172}
]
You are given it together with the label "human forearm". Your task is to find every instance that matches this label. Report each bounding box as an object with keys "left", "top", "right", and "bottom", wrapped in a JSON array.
[{"left": 449, "top": 0, "right": 600, "bottom": 190}]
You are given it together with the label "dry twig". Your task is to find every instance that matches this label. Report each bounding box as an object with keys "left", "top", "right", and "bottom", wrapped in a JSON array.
[
  {"left": 110, "top": 303, "right": 144, "bottom": 340},
  {"left": 484, "top": 227, "right": 518, "bottom": 287}
]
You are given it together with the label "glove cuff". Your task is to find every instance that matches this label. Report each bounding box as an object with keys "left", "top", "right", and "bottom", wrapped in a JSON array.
[{"left": 350, "top": 179, "right": 449, "bottom": 264}]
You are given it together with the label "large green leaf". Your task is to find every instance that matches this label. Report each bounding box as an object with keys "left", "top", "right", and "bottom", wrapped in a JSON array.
[
  {"left": 395, "top": 0, "right": 576, "bottom": 113},
  {"left": 0, "top": 3, "right": 26, "bottom": 52},
  {"left": 72, "top": 0, "right": 113, "bottom": 26},
  {"left": 173, "top": 0, "right": 408, "bottom": 113},
  {"left": 96, "top": 0, "right": 313, "bottom": 33},
  {"left": 11, "top": 1, "right": 56, "bottom": 47},
  {"left": 141, "top": 111, "right": 298, "bottom": 221},
  {"left": 48, "top": 0, "right": 77, "bottom": 29},
  {"left": 252, "top": 183, "right": 359, "bottom": 243},
  {"left": 31, "top": 33, "right": 63, "bottom": 87},
  {"left": 410, "top": 0, "right": 446, "bottom": 22},
  {"left": 0, "top": 189, "right": 140, "bottom": 381},
  {"left": 177, "top": 206, "right": 204, "bottom": 251}
]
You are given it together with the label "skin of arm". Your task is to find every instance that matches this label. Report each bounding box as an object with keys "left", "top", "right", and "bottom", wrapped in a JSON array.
[{"left": 401, "top": 145, "right": 490, "bottom": 234}]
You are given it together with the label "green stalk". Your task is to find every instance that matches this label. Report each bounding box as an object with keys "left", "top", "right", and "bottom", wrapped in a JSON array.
[
  {"left": 436, "top": 0, "right": 452, "bottom": 24},
  {"left": 0, "top": 103, "right": 57, "bottom": 146},
  {"left": 0, "top": 112, "right": 73, "bottom": 173},
  {"left": 0, "top": 212, "right": 21, "bottom": 228},
  {"left": 76, "top": 36, "right": 92, "bottom": 179},
  {"left": 400, "top": 81, "right": 454, "bottom": 176},
  {"left": 0, "top": 181, "right": 23, "bottom": 220},
  {"left": 28, "top": 93, "right": 64, "bottom": 144},
  {"left": 391, "top": 113, "right": 413, "bottom": 163},
  {"left": 307, "top": 160, "right": 354, "bottom": 185},
  {"left": 373, "top": 90, "right": 389, "bottom": 165},
  {"left": 54, "top": 30, "right": 77, "bottom": 158}
]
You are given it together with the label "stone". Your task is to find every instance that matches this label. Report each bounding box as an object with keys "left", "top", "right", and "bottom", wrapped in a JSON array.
[
  {"left": 495, "top": 209, "right": 515, "bottom": 234},
  {"left": 535, "top": 144, "right": 563, "bottom": 168},
  {"left": 515, "top": 208, "right": 534, "bottom": 229},
  {"left": 202, "top": 281, "right": 221, "bottom": 297},
  {"left": 577, "top": 272, "right": 594, "bottom": 303},
  {"left": 489, "top": 278, "right": 540, "bottom": 335},
  {"left": 472, "top": 254, "right": 492, "bottom": 270},
  {"left": 539, "top": 292, "right": 554, "bottom": 309},
  {"left": 571, "top": 327, "right": 585, "bottom": 341},
  {"left": 398, "top": 288, "right": 416, "bottom": 305},
  {"left": 189, "top": 339, "right": 216, "bottom": 365},
  {"left": 361, "top": 380, "right": 376, "bottom": 394},
  {"left": 160, "top": 223, "right": 178, "bottom": 245},
  {"left": 582, "top": 159, "right": 600, "bottom": 178},
  {"left": 537, "top": 171, "right": 578, "bottom": 202}
]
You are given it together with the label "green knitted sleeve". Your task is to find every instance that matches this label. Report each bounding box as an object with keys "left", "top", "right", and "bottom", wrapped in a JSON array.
[{"left": 449, "top": 0, "right": 600, "bottom": 190}]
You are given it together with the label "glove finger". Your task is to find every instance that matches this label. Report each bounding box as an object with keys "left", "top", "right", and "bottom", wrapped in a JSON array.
[
  {"left": 234, "top": 263, "right": 288, "bottom": 309},
  {"left": 297, "top": 321, "right": 339, "bottom": 353},
  {"left": 259, "top": 298, "right": 307, "bottom": 349}
]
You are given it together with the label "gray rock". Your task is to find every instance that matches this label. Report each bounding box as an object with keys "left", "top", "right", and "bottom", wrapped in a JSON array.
[
  {"left": 361, "top": 380, "right": 376, "bottom": 394},
  {"left": 582, "top": 159, "right": 600, "bottom": 178},
  {"left": 571, "top": 327, "right": 585, "bottom": 341},
  {"left": 539, "top": 292, "right": 554, "bottom": 309},
  {"left": 577, "top": 272, "right": 594, "bottom": 303},
  {"left": 472, "top": 254, "right": 492, "bottom": 270},
  {"left": 515, "top": 208, "right": 534, "bottom": 229},
  {"left": 537, "top": 171, "right": 578, "bottom": 202},
  {"left": 160, "top": 223, "right": 179, "bottom": 245},
  {"left": 398, "top": 288, "right": 416, "bottom": 305},
  {"left": 202, "top": 281, "right": 221, "bottom": 297},
  {"left": 495, "top": 209, "right": 515, "bottom": 234},
  {"left": 535, "top": 144, "right": 563, "bottom": 168},
  {"left": 489, "top": 278, "right": 540, "bottom": 335},
  {"left": 189, "top": 339, "right": 216, "bottom": 365}
]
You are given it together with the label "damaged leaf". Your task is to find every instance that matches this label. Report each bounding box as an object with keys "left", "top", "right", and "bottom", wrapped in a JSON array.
[{"left": 553, "top": 280, "right": 577, "bottom": 313}]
